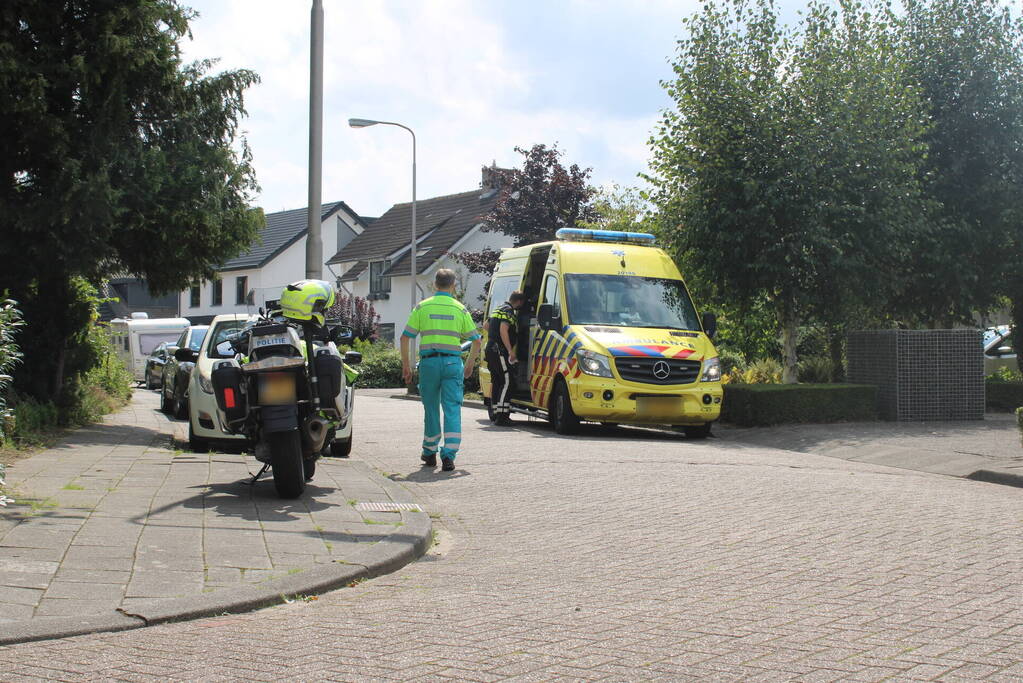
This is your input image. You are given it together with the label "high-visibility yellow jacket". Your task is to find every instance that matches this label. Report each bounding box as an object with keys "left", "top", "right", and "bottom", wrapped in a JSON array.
[{"left": 402, "top": 292, "right": 480, "bottom": 355}]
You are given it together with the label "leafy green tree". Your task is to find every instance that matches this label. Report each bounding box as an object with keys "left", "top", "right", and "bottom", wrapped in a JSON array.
[
  {"left": 578, "top": 185, "right": 651, "bottom": 234},
  {"left": 0, "top": 1, "right": 262, "bottom": 399},
  {"left": 649, "top": 0, "right": 930, "bottom": 382},
  {"left": 898, "top": 0, "right": 1023, "bottom": 345}
]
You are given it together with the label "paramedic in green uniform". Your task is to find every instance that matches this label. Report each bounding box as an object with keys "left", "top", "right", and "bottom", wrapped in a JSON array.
[{"left": 400, "top": 269, "right": 481, "bottom": 472}]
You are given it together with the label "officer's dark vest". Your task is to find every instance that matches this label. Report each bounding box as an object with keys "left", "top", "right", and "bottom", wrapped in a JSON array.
[{"left": 488, "top": 303, "right": 518, "bottom": 350}]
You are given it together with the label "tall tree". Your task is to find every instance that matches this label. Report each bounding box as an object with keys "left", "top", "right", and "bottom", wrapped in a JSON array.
[
  {"left": 649, "top": 0, "right": 929, "bottom": 382},
  {"left": 898, "top": 0, "right": 1023, "bottom": 340},
  {"left": 577, "top": 185, "right": 651, "bottom": 234},
  {"left": 0, "top": 1, "right": 262, "bottom": 399},
  {"left": 453, "top": 144, "right": 597, "bottom": 277}
]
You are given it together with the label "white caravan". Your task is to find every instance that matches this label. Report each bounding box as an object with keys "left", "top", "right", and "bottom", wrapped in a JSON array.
[{"left": 109, "top": 313, "right": 191, "bottom": 383}]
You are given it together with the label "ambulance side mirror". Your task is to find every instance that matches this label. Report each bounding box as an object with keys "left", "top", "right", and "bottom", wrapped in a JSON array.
[
  {"left": 536, "top": 303, "right": 550, "bottom": 329},
  {"left": 701, "top": 311, "right": 717, "bottom": 340},
  {"left": 537, "top": 303, "right": 557, "bottom": 330}
]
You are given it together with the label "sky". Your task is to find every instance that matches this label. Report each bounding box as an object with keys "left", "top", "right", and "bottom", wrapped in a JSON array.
[{"left": 179, "top": 0, "right": 805, "bottom": 219}]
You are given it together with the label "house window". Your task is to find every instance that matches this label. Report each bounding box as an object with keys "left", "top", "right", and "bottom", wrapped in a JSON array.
[
  {"left": 211, "top": 278, "right": 223, "bottom": 306},
  {"left": 189, "top": 285, "right": 200, "bottom": 308},
  {"left": 236, "top": 276, "right": 248, "bottom": 305},
  {"left": 369, "top": 261, "right": 391, "bottom": 295}
]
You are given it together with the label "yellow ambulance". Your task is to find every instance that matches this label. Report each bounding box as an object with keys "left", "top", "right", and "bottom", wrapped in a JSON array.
[{"left": 480, "top": 228, "right": 723, "bottom": 437}]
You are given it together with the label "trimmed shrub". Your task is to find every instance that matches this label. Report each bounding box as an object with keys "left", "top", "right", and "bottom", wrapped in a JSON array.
[
  {"left": 721, "top": 383, "right": 877, "bottom": 426},
  {"left": 347, "top": 341, "right": 404, "bottom": 389},
  {"left": 986, "top": 380, "right": 1023, "bottom": 412}
]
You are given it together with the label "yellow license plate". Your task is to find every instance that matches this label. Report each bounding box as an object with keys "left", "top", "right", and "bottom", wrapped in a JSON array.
[
  {"left": 635, "top": 396, "right": 682, "bottom": 419},
  {"left": 258, "top": 372, "right": 296, "bottom": 405}
]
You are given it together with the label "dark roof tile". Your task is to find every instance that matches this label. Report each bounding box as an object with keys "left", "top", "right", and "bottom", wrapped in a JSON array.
[
  {"left": 220, "top": 201, "right": 359, "bottom": 271},
  {"left": 327, "top": 189, "right": 498, "bottom": 275}
]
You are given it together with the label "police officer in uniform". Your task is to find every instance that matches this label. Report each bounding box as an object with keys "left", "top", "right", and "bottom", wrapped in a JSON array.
[
  {"left": 485, "top": 290, "right": 526, "bottom": 426},
  {"left": 400, "top": 269, "right": 481, "bottom": 472}
]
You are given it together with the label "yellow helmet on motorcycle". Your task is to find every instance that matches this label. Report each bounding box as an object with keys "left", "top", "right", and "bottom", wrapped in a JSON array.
[{"left": 280, "top": 279, "right": 335, "bottom": 327}]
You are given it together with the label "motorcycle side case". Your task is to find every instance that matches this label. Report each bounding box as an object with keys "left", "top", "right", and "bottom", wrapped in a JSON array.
[
  {"left": 314, "top": 351, "right": 343, "bottom": 408},
  {"left": 211, "top": 362, "right": 247, "bottom": 423},
  {"left": 312, "top": 342, "right": 348, "bottom": 415}
]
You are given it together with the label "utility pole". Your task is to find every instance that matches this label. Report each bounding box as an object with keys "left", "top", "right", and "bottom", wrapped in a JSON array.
[{"left": 305, "top": 0, "right": 324, "bottom": 280}]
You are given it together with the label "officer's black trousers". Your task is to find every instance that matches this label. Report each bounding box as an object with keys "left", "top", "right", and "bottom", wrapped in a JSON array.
[{"left": 485, "top": 346, "right": 513, "bottom": 416}]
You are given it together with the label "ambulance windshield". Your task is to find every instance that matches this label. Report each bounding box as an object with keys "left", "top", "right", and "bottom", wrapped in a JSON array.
[{"left": 564, "top": 274, "right": 700, "bottom": 330}]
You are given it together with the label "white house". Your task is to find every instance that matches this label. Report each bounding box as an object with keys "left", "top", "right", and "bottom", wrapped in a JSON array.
[
  {"left": 179, "top": 201, "right": 368, "bottom": 323},
  {"left": 327, "top": 167, "right": 515, "bottom": 343}
]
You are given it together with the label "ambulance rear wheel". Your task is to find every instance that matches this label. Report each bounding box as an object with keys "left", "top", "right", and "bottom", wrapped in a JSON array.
[{"left": 550, "top": 381, "right": 580, "bottom": 435}]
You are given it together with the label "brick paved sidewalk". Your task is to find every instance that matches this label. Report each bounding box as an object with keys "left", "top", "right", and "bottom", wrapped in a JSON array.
[
  {"left": 718, "top": 412, "right": 1022, "bottom": 486},
  {"left": 0, "top": 390, "right": 430, "bottom": 644}
]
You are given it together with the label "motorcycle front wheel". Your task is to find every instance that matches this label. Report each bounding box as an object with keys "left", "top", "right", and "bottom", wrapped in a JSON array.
[{"left": 269, "top": 430, "right": 305, "bottom": 498}]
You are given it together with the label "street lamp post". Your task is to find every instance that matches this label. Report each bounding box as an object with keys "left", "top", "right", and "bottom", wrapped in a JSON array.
[{"left": 348, "top": 118, "right": 417, "bottom": 313}]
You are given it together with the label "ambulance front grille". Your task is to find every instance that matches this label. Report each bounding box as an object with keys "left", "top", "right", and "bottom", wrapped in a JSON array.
[{"left": 614, "top": 357, "right": 702, "bottom": 385}]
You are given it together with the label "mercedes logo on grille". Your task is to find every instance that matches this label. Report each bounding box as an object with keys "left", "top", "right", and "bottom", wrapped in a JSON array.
[{"left": 652, "top": 360, "right": 671, "bottom": 380}]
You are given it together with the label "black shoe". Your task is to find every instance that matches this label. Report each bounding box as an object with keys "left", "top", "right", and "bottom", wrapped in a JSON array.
[
  {"left": 495, "top": 415, "right": 513, "bottom": 426},
  {"left": 441, "top": 458, "right": 455, "bottom": 472},
  {"left": 421, "top": 453, "right": 436, "bottom": 467}
]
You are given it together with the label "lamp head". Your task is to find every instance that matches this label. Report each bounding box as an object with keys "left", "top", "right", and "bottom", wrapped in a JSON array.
[{"left": 348, "top": 118, "right": 379, "bottom": 128}]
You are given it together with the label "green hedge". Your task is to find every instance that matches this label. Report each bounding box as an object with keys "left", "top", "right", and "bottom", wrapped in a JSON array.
[
  {"left": 721, "top": 383, "right": 877, "bottom": 426},
  {"left": 986, "top": 381, "right": 1023, "bottom": 412}
]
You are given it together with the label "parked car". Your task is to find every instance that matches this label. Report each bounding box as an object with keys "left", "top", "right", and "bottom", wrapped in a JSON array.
[
  {"left": 144, "top": 342, "right": 172, "bottom": 390},
  {"left": 160, "top": 325, "right": 209, "bottom": 419},
  {"left": 178, "top": 314, "right": 253, "bottom": 451},
  {"left": 984, "top": 324, "right": 1016, "bottom": 375}
]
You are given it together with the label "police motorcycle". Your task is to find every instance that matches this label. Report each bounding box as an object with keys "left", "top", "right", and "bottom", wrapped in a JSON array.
[{"left": 209, "top": 280, "right": 361, "bottom": 499}]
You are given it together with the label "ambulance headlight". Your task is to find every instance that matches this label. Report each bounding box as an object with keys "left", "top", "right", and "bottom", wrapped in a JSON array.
[
  {"left": 700, "top": 357, "right": 721, "bottom": 382},
  {"left": 577, "top": 349, "right": 613, "bottom": 378}
]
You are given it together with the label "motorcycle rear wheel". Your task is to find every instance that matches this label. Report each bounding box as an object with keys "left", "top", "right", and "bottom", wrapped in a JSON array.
[{"left": 269, "top": 430, "right": 305, "bottom": 498}]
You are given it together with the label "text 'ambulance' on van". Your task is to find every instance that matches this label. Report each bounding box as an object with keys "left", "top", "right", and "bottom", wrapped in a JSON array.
[{"left": 479, "top": 228, "right": 722, "bottom": 437}]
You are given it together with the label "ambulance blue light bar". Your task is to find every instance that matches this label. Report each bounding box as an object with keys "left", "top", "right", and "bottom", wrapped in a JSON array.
[{"left": 555, "top": 228, "right": 657, "bottom": 245}]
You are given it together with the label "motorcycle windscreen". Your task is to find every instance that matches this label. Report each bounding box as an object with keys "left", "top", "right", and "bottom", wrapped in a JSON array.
[{"left": 257, "top": 372, "right": 297, "bottom": 405}]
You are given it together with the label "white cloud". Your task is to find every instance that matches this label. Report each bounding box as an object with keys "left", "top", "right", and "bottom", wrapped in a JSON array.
[{"left": 180, "top": 0, "right": 688, "bottom": 218}]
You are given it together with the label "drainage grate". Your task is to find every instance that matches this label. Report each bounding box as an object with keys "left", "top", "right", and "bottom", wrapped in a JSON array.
[{"left": 354, "top": 502, "right": 422, "bottom": 513}]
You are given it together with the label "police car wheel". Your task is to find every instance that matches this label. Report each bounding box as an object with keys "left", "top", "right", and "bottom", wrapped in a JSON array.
[
  {"left": 550, "top": 382, "right": 580, "bottom": 435},
  {"left": 330, "top": 432, "right": 353, "bottom": 458}
]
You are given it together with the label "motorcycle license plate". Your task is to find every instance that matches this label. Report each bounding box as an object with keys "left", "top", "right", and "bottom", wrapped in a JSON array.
[{"left": 258, "top": 372, "right": 296, "bottom": 405}]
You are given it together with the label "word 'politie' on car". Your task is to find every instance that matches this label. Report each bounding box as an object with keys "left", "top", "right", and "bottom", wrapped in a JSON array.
[
  {"left": 159, "top": 324, "right": 208, "bottom": 420},
  {"left": 479, "top": 228, "right": 722, "bottom": 437}
]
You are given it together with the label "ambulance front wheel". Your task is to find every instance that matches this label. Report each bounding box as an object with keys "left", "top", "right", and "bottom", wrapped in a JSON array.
[
  {"left": 550, "top": 381, "right": 580, "bottom": 435},
  {"left": 682, "top": 423, "right": 712, "bottom": 439}
]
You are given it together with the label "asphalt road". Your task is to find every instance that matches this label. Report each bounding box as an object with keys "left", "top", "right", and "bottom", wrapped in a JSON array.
[{"left": 1, "top": 391, "right": 1021, "bottom": 681}]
